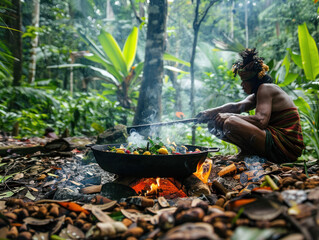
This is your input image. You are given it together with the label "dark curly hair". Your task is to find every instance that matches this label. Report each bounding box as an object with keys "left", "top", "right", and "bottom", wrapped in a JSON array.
[{"left": 232, "top": 48, "right": 273, "bottom": 94}]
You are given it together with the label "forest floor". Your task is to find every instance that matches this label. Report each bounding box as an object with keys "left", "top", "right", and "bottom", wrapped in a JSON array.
[{"left": 0, "top": 136, "right": 318, "bottom": 239}]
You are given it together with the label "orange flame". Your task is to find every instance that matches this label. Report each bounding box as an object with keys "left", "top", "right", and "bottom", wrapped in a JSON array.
[
  {"left": 193, "top": 160, "right": 212, "bottom": 183},
  {"left": 146, "top": 177, "right": 161, "bottom": 195},
  {"left": 175, "top": 112, "right": 185, "bottom": 119}
]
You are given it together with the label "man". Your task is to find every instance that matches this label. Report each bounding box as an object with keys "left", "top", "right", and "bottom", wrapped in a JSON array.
[{"left": 196, "top": 48, "right": 305, "bottom": 163}]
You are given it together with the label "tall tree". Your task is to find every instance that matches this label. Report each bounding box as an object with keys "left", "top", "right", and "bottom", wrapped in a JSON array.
[
  {"left": 190, "top": 0, "right": 220, "bottom": 144},
  {"left": 133, "top": 0, "right": 168, "bottom": 125},
  {"left": 28, "top": 0, "right": 40, "bottom": 83},
  {"left": 9, "top": 0, "right": 22, "bottom": 86}
]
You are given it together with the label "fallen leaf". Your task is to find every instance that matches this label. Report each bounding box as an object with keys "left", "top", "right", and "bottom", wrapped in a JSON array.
[
  {"left": 25, "top": 190, "right": 36, "bottom": 201},
  {"left": 66, "top": 224, "right": 85, "bottom": 239},
  {"left": 82, "top": 200, "right": 117, "bottom": 211},
  {"left": 231, "top": 226, "right": 286, "bottom": 240},
  {"left": 0, "top": 201, "right": 6, "bottom": 210},
  {"left": 121, "top": 209, "right": 156, "bottom": 222},
  {"left": 92, "top": 206, "right": 115, "bottom": 223},
  {"left": 43, "top": 180, "right": 57, "bottom": 187},
  {"left": 13, "top": 172, "right": 24, "bottom": 181},
  {"left": 58, "top": 202, "right": 89, "bottom": 215},
  {"left": 0, "top": 187, "right": 25, "bottom": 199}
]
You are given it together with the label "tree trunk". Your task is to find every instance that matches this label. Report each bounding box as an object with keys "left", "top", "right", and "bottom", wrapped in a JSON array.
[
  {"left": 28, "top": 0, "right": 40, "bottom": 83},
  {"left": 230, "top": 1, "right": 234, "bottom": 39},
  {"left": 244, "top": 0, "right": 249, "bottom": 48},
  {"left": 11, "top": 0, "right": 23, "bottom": 86},
  {"left": 106, "top": 0, "right": 114, "bottom": 20},
  {"left": 133, "top": 0, "right": 168, "bottom": 126},
  {"left": 167, "top": 70, "right": 182, "bottom": 112}
]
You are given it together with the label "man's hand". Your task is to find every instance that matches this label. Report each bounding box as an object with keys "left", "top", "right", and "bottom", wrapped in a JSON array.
[
  {"left": 214, "top": 113, "right": 233, "bottom": 129},
  {"left": 196, "top": 108, "right": 219, "bottom": 123}
]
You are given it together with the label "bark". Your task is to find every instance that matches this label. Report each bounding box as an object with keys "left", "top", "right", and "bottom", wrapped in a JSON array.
[
  {"left": 167, "top": 70, "right": 182, "bottom": 112},
  {"left": 28, "top": 0, "right": 40, "bottom": 83},
  {"left": 230, "top": 1, "right": 234, "bottom": 39},
  {"left": 106, "top": 0, "right": 115, "bottom": 20},
  {"left": 133, "top": 0, "right": 168, "bottom": 126},
  {"left": 11, "top": 0, "right": 23, "bottom": 86}
]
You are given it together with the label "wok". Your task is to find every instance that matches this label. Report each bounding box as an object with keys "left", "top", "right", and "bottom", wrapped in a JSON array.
[{"left": 90, "top": 143, "right": 219, "bottom": 178}]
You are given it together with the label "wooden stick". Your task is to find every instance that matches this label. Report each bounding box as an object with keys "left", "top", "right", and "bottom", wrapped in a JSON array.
[
  {"left": 218, "top": 163, "right": 237, "bottom": 177},
  {"left": 127, "top": 118, "right": 197, "bottom": 130}
]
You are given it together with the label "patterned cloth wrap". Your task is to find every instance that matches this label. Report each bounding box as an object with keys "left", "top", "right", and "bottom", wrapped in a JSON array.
[{"left": 265, "top": 107, "right": 305, "bottom": 163}]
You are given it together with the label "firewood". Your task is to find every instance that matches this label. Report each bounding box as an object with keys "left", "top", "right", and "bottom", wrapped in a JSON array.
[{"left": 182, "top": 175, "right": 211, "bottom": 196}]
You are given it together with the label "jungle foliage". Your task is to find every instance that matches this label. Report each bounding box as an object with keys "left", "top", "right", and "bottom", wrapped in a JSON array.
[{"left": 0, "top": 0, "right": 318, "bottom": 160}]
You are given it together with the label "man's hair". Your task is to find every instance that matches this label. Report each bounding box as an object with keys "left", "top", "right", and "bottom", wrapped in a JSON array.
[{"left": 232, "top": 48, "right": 272, "bottom": 93}]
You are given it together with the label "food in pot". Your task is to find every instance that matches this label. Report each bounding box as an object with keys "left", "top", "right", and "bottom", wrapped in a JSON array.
[{"left": 105, "top": 138, "right": 202, "bottom": 155}]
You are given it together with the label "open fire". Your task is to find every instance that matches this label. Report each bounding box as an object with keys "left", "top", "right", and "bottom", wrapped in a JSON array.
[{"left": 130, "top": 159, "right": 212, "bottom": 198}]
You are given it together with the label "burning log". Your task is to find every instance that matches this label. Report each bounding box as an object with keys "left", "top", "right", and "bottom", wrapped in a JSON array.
[{"left": 182, "top": 175, "right": 211, "bottom": 197}]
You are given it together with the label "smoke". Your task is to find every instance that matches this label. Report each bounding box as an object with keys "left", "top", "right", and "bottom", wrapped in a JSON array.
[{"left": 127, "top": 131, "right": 148, "bottom": 148}]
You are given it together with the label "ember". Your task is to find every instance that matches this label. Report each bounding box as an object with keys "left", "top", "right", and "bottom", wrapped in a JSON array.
[{"left": 131, "top": 178, "right": 187, "bottom": 199}]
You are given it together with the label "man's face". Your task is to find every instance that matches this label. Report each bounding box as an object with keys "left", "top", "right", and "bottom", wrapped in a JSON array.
[{"left": 240, "top": 80, "right": 253, "bottom": 94}]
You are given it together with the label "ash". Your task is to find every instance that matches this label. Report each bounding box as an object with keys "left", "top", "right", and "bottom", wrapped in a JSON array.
[
  {"left": 50, "top": 153, "right": 116, "bottom": 201},
  {"left": 243, "top": 155, "right": 267, "bottom": 170}
]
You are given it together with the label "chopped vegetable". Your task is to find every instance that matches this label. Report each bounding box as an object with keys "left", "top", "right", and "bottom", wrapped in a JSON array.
[
  {"left": 143, "top": 151, "right": 151, "bottom": 155},
  {"left": 158, "top": 148, "right": 169, "bottom": 155},
  {"left": 133, "top": 151, "right": 139, "bottom": 155},
  {"left": 116, "top": 149, "right": 125, "bottom": 154}
]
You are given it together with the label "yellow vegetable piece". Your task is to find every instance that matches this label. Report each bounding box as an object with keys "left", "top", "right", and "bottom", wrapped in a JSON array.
[
  {"left": 143, "top": 151, "right": 151, "bottom": 155},
  {"left": 158, "top": 148, "right": 169, "bottom": 155},
  {"left": 116, "top": 149, "right": 125, "bottom": 154},
  {"left": 133, "top": 151, "right": 139, "bottom": 155}
]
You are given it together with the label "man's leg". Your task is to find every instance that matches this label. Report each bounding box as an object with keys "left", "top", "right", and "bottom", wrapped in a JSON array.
[{"left": 221, "top": 116, "right": 267, "bottom": 156}]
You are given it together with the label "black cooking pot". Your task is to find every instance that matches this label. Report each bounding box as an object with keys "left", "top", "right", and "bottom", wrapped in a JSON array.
[{"left": 89, "top": 143, "right": 219, "bottom": 178}]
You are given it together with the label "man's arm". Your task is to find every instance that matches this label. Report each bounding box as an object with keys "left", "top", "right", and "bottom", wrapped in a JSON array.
[
  {"left": 197, "top": 94, "right": 256, "bottom": 123},
  {"left": 217, "top": 85, "right": 272, "bottom": 129}
]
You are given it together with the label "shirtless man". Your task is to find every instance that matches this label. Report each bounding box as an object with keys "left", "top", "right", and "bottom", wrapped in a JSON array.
[{"left": 197, "top": 49, "right": 305, "bottom": 163}]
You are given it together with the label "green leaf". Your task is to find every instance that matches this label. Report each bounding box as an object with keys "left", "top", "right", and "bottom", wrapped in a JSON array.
[
  {"left": 88, "top": 66, "right": 119, "bottom": 86},
  {"left": 164, "top": 53, "right": 190, "bottom": 67},
  {"left": 282, "top": 55, "right": 290, "bottom": 78},
  {"left": 0, "top": 187, "right": 25, "bottom": 199},
  {"left": 91, "top": 122, "right": 104, "bottom": 134},
  {"left": 164, "top": 65, "right": 189, "bottom": 74},
  {"left": 231, "top": 226, "right": 286, "bottom": 240},
  {"left": 293, "top": 96, "right": 311, "bottom": 116},
  {"left": 98, "top": 30, "right": 128, "bottom": 76},
  {"left": 298, "top": 23, "right": 319, "bottom": 80},
  {"left": 85, "top": 54, "right": 123, "bottom": 82},
  {"left": 0, "top": 174, "right": 14, "bottom": 183},
  {"left": 123, "top": 27, "right": 138, "bottom": 71},
  {"left": 278, "top": 73, "right": 298, "bottom": 87},
  {"left": 287, "top": 48, "right": 302, "bottom": 69}
]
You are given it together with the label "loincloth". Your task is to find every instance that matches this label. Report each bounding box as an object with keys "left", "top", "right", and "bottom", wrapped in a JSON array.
[{"left": 265, "top": 108, "right": 305, "bottom": 162}]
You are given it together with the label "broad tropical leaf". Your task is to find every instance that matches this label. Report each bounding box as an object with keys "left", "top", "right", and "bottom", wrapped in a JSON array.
[
  {"left": 98, "top": 30, "right": 128, "bottom": 76},
  {"left": 164, "top": 53, "right": 190, "bottom": 67},
  {"left": 294, "top": 96, "right": 311, "bottom": 116},
  {"left": 123, "top": 27, "right": 138, "bottom": 71},
  {"left": 164, "top": 65, "right": 189, "bottom": 74},
  {"left": 85, "top": 54, "right": 123, "bottom": 81},
  {"left": 298, "top": 23, "right": 319, "bottom": 81},
  {"left": 278, "top": 73, "right": 299, "bottom": 87},
  {"left": 287, "top": 48, "right": 302, "bottom": 69}
]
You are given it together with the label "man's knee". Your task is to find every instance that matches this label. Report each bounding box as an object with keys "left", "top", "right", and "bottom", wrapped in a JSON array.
[{"left": 223, "top": 116, "right": 240, "bottom": 132}]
